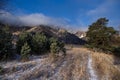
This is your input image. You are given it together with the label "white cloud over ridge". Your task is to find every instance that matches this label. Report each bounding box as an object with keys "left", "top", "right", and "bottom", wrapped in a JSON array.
[
  {"left": 0, "top": 11, "right": 89, "bottom": 31},
  {"left": 19, "top": 13, "right": 69, "bottom": 26},
  {"left": 0, "top": 11, "right": 69, "bottom": 27},
  {"left": 0, "top": 11, "right": 23, "bottom": 26}
]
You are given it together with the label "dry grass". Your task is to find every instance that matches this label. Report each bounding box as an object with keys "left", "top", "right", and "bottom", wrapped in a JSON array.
[
  {"left": 57, "top": 52, "right": 89, "bottom": 80},
  {"left": 75, "top": 47, "right": 120, "bottom": 80},
  {"left": 91, "top": 51, "right": 120, "bottom": 80},
  {"left": 1, "top": 46, "right": 120, "bottom": 80}
]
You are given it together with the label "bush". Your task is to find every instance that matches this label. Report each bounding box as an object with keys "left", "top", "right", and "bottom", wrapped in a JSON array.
[
  {"left": 16, "top": 32, "right": 32, "bottom": 54},
  {"left": 0, "top": 26, "right": 13, "bottom": 61},
  {"left": 50, "top": 42, "right": 59, "bottom": 57},
  {"left": 31, "top": 33, "right": 48, "bottom": 54},
  {"left": 50, "top": 38, "right": 66, "bottom": 57},
  {"left": 0, "top": 66, "right": 4, "bottom": 74},
  {"left": 17, "top": 31, "right": 66, "bottom": 57},
  {"left": 17, "top": 32, "right": 49, "bottom": 55},
  {"left": 21, "top": 42, "right": 31, "bottom": 61}
]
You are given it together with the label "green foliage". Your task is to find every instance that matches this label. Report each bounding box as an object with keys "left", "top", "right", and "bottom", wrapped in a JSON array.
[
  {"left": 86, "top": 18, "right": 116, "bottom": 52},
  {"left": 32, "top": 33, "right": 48, "bottom": 54},
  {"left": 50, "top": 42, "right": 59, "bottom": 57},
  {"left": 17, "top": 31, "right": 66, "bottom": 56},
  {"left": 21, "top": 42, "right": 31, "bottom": 60},
  {"left": 49, "top": 37, "right": 58, "bottom": 43},
  {"left": 0, "top": 26, "right": 13, "bottom": 60},
  {"left": 50, "top": 38, "right": 66, "bottom": 57},
  {"left": 0, "top": 66, "right": 4, "bottom": 74},
  {"left": 16, "top": 31, "right": 32, "bottom": 54}
]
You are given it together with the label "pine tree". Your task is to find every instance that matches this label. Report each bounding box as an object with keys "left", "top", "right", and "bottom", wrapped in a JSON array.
[
  {"left": 86, "top": 18, "right": 116, "bottom": 52},
  {"left": 50, "top": 42, "right": 59, "bottom": 54},
  {"left": 16, "top": 31, "right": 32, "bottom": 54},
  {"left": 21, "top": 42, "right": 31, "bottom": 61},
  {"left": 50, "top": 38, "right": 66, "bottom": 57},
  {"left": 32, "top": 33, "right": 48, "bottom": 54},
  {"left": 0, "top": 26, "right": 13, "bottom": 60}
]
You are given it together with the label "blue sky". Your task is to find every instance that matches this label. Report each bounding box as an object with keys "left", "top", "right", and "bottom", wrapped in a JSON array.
[{"left": 2, "top": 0, "right": 120, "bottom": 30}]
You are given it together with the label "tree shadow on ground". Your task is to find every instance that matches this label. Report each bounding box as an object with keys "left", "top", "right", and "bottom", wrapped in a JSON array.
[{"left": 113, "top": 47, "right": 120, "bottom": 65}]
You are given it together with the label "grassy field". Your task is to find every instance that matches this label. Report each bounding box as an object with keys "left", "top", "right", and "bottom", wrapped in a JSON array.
[{"left": 0, "top": 45, "right": 120, "bottom": 80}]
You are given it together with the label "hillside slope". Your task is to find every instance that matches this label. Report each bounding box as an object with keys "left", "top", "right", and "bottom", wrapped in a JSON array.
[{"left": 0, "top": 23, "right": 86, "bottom": 45}]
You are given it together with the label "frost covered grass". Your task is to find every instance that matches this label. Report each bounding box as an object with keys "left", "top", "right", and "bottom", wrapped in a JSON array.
[
  {"left": 0, "top": 55, "right": 50, "bottom": 80},
  {"left": 0, "top": 47, "right": 91, "bottom": 80}
]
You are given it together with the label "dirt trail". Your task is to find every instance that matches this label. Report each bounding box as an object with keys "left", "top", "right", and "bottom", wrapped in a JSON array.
[{"left": 0, "top": 47, "right": 98, "bottom": 80}]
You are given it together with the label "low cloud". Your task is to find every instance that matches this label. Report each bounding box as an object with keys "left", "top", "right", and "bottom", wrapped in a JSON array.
[
  {"left": 19, "top": 13, "right": 69, "bottom": 26},
  {"left": 0, "top": 11, "right": 69, "bottom": 27},
  {"left": 0, "top": 11, "right": 23, "bottom": 26},
  {"left": 0, "top": 11, "right": 87, "bottom": 31}
]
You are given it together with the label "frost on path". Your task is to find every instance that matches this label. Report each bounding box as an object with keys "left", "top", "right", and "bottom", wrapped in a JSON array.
[
  {"left": 0, "top": 56, "right": 49, "bottom": 80},
  {"left": 88, "top": 54, "right": 98, "bottom": 80}
]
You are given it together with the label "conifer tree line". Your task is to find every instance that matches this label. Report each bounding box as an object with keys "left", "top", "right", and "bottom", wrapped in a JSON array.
[{"left": 0, "top": 25, "right": 66, "bottom": 61}]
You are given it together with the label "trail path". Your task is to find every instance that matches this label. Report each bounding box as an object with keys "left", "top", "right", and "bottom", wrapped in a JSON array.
[{"left": 88, "top": 54, "right": 98, "bottom": 80}]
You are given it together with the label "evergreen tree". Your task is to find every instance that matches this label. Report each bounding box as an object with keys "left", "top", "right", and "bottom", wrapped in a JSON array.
[
  {"left": 21, "top": 42, "right": 31, "bottom": 60},
  {"left": 50, "top": 42, "right": 59, "bottom": 54},
  {"left": 16, "top": 31, "right": 32, "bottom": 54},
  {"left": 31, "top": 33, "right": 48, "bottom": 54},
  {"left": 0, "top": 26, "right": 13, "bottom": 60},
  {"left": 50, "top": 38, "right": 66, "bottom": 57},
  {"left": 86, "top": 18, "right": 116, "bottom": 52}
]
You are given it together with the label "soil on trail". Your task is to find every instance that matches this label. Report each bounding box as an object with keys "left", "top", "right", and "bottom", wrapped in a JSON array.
[{"left": 0, "top": 46, "right": 98, "bottom": 80}]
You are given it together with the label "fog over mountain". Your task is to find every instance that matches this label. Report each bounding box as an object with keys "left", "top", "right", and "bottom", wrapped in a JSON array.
[
  {"left": 0, "top": 11, "right": 88, "bottom": 32},
  {"left": 0, "top": 11, "right": 70, "bottom": 27}
]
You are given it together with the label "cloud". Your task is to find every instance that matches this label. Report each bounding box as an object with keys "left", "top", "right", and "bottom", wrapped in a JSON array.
[
  {"left": 0, "top": 11, "right": 70, "bottom": 27},
  {"left": 0, "top": 11, "right": 87, "bottom": 31},
  {"left": 0, "top": 11, "right": 23, "bottom": 26},
  {"left": 19, "top": 13, "right": 69, "bottom": 26},
  {"left": 87, "top": 0, "right": 119, "bottom": 17},
  {"left": 86, "top": 0, "right": 120, "bottom": 27}
]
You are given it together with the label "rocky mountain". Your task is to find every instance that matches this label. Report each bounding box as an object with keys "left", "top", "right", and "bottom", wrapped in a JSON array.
[
  {"left": 75, "top": 31, "right": 86, "bottom": 38},
  {"left": 26, "top": 25, "right": 86, "bottom": 44}
]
